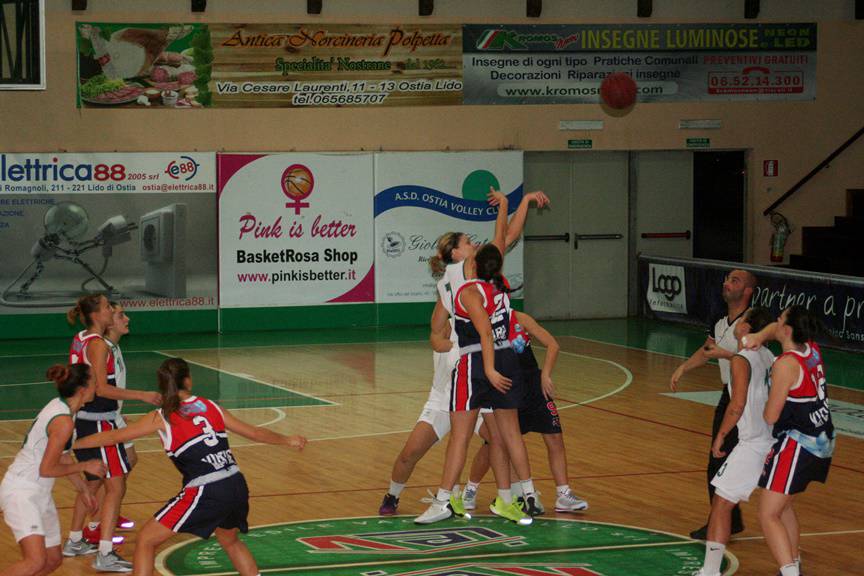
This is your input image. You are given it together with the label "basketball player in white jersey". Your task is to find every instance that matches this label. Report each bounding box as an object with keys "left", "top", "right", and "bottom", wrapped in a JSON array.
[
  {"left": 0, "top": 364, "right": 105, "bottom": 576},
  {"left": 694, "top": 307, "right": 775, "bottom": 576},
  {"left": 670, "top": 269, "right": 757, "bottom": 539},
  {"left": 378, "top": 189, "right": 548, "bottom": 515}
]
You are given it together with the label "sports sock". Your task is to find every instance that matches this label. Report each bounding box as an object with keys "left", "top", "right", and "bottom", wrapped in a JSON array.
[
  {"left": 497, "top": 489, "right": 512, "bottom": 503},
  {"left": 779, "top": 562, "right": 800, "bottom": 576},
  {"left": 388, "top": 481, "right": 405, "bottom": 498},
  {"left": 435, "top": 488, "right": 451, "bottom": 502},
  {"left": 69, "top": 530, "right": 83, "bottom": 542},
  {"left": 99, "top": 540, "right": 113, "bottom": 555},
  {"left": 556, "top": 484, "right": 570, "bottom": 497},
  {"left": 520, "top": 479, "right": 536, "bottom": 497},
  {"left": 703, "top": 541, "right": 725, "bottom": 575}
]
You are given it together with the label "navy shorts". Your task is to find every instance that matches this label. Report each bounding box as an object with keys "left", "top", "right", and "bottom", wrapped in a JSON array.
[
  {"left": 73, "top": 418, "right": 131, "bottom": 480},
  {"left": 155, "top": 473, "right": 250, "bottom": 539},
  {"left": 518, "top": 369, "right": 562, "bottom": 435},
  {"left": 759, "top": 435, "right": 831, "bottom": 495},
  {"left": 451, "top": 348, "right": 524, "bottom": 411}
]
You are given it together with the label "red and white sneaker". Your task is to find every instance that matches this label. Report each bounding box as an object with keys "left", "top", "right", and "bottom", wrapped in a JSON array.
[
  {"left": 83, "top": 525, "right": 125, "bottom": 545},
  {"left": 115, "top": 515, "right": 135, "bottom": 531}
]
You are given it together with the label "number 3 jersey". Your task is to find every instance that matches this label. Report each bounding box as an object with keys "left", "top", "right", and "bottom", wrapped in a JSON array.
[{"left": 157, "top": 396, "right": 237, "bottom": 486}]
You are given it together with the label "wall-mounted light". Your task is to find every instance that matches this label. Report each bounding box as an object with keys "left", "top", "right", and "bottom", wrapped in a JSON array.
[
  {"left": 71, "top": 0, "right": 87, "bottom": 10},
  {"left": 527, "top": 0, "right": 542, "bottom": 18},
  {"left": 191, "top": 0, "right": 206, "bottom": 13},
  {"left": 637, "top": 0, "right": 652, "bottom": 18},
  {"left": 745, "top": 0, "right": 759, "bottom": 19},
  {"left": 308, "top": 0, "right": 322, "bottom": 14},
  {"left": 419, "top": 0, "right": 433, "bottom": 16}
]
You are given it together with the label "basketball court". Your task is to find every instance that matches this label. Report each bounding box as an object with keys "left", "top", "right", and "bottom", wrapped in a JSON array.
[{"left": 1, "top": 318, "right": 861, "bottom": 575}]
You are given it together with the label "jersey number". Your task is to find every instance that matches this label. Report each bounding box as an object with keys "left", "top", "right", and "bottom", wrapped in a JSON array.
[{"left": 192, "top": 415, "right": 219, "bottom": 447}]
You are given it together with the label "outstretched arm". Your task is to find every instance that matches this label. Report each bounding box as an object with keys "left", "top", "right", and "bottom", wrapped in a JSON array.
[
  {"left": 504, "top": 190, "right": 550, "bottom": 249},
  {"left": 73, "top": 410, "right": 164, "bottom": 449},
  {"left": 221, "top": 407, "right": 307, "bottom": 449},
  {"left": 669, "top": 338, "right": 712, "bottom": 391},
  {"left": 41, "top": 417, "right": 106, "bottom": 479},
  {"left": 487, "top": 187, "right": 509, "bottom": 255}
]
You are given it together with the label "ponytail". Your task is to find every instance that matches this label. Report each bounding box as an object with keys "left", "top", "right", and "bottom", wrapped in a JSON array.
[
  {"left": 430, "top": 232, "right": 463, "bottom": 276},
  {"left": 158, "top": 357, "right": 190, "bottom": 419},
  {"left": 47, "top": 363, "right": 90, "bottom": 398},
  {"left": 66, "top": 294, "right": 105, "bottom": 327}
]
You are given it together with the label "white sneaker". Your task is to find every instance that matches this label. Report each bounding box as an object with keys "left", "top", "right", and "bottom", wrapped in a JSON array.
[
  {"left": 414, "top": 498, "right": 453, "bottom": 524},
  {"left": 462, "top": 485, "right": 477, "bottom": 510},
  {"left": 93, "top": 550, "right": 133, "bottom": 573},
  {"left": 555, "top": 490, "right": 589, "bottom": 512},
  {"left": 62, "top": 538, "right": 98, "bottom": 557}
]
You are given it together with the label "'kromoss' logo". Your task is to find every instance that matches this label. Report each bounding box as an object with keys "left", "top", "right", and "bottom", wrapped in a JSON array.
[{"left": 157, "top": 516, "right": 737, "bottom": 576}]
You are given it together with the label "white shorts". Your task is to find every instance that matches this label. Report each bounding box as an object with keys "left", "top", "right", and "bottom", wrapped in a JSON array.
[
  {"left": 0, "top": 481, "right": 61, "bottom": 547},
  {"left": 711, "top": 440, "right": 773, "bottom": 504},
  {"left": 115, "top": 413, "right": 135, "bottom": 450},
  {"left": 417, "top": 402, "right": 491, "bottom": 441}
]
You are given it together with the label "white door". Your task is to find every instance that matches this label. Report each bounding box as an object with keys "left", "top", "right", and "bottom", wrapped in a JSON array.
[
  {"left": 523, "top": 152, "right": 629, "bottom": 319},
  {"left": 634, "top": 151, "right": 693, "bottom": 258}
]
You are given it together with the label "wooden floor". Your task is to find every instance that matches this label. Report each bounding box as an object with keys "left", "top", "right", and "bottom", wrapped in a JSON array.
[{"left": 1, "top": 332, "right": 862, "bottom": 575}]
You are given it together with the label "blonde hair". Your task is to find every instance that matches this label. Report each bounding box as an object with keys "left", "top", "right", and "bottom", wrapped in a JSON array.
[{"left": 429, "top": 232, "right": 463, "bottom": 277}]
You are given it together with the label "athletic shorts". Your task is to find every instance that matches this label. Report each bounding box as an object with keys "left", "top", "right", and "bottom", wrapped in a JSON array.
[
  {"left": 155, "top": 473, "right": 249, "bottom": 539},
  {"left": 0, "top": 480, "right": 61, "bottom": 546},
  {"left": 450, "top": 349, "right": 524, "bottom": 412},
  {"left": 73, "top": 418, "right": 131, "bottom": 480},
  {"left": 518, "top": 369, "right": 562, "bottom": 435},
  {"left": 418, "top": 401, "right": 490, "bottom": 440},
  {"left": 759, "top": 435, "right": 831, "bottom": 495},
  {"left": 115, "top": 414, "right": 135, "bottom": 451},
  {"left": 711, "top": 440, "right": 773, "bottom": 503}
]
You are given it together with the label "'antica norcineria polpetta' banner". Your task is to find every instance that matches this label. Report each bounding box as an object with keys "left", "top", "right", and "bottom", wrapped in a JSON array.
[{"left": 76, "top": 22, "right": 462, "bottom": 108}]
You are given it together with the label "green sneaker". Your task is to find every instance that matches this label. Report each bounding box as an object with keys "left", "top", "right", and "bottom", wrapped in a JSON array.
[
  {"left": 449, "top": 492, "right": 468, "bottom": 517},
  {"left": 490, "top": 496, "right": 533, "bottom": 525}
]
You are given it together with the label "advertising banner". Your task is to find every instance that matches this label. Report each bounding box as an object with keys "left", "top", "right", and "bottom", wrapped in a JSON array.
[
  {"left": 374, "top": 152, "right": 524, "bottom": 304},
  {"left": 76, "top": 22, "right": 462, "bottom": 108},
  {"left": 218, "top": 153, "right": 374, "bottom": 308},
  {"left": 639, "top": 255, "right": 864, "bottom": 352},
  {"left": 0, "top": 153, "right": 217, "bottom": 313},
  {"left": 463, "top": 23, "right": 817, "bottom": 104}
]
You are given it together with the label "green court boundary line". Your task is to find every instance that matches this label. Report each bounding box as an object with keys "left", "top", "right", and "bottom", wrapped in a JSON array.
[
  {"left": 151, "top": 350, "right": 338, "bottom": 408},
  {"left": 154, "top": 515, "right": 738, "bottom": 576}
]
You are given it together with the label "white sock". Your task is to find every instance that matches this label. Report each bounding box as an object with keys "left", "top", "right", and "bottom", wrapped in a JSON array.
[
  {"left": 794, "top": 555, "right": 801, "bottom": 569},
  {"left": 388, "top": 480, "right": 405, "bottom": 498},
  {"left": 556, "top": 484, "right": 570, "bottom": 497},
  {"left": 779, "top": 563, "right": 800, "bottom": 576},
  {"left": 702, "top": 541, "right": 725, "bottom": 574},
  {"left": 520, "top": 479, "right": 536, "bottom": 497},
  {"left": 435, "top": 488, "right": 451, "bottom": 502},
  {"left": 466, "top": 480, "right": 480, "bottom": 493},
  {"left": 99, "top": 540, "right": 113, "bottom": 555},
  {"left": 88, "top": 521, "right": 100, "bottom": 530},
  {"left": 497, "top": 489, "right": 512, "bottom": 502},
  {"left": 510, "top": 481, "right": 524, "bottom": 498},
  {"left": 69, "top": 530, "right": 83, "bottom": 542}
]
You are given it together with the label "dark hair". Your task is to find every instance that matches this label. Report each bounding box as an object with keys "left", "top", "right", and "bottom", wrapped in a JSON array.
[
  {"left": 784, "top": 305, "right": 822, "bottom": 345},
  {"left": 158, "top": 357, "right": 190, "bottom": 419},
  {"left": 745, "top": 307, "right": 773, "bottom": 334},
  {"left": 429, "top": 232, "right": 464, "bottom": 276},
  {"left": 66, "top": 294, "right": 105, "bottom": 327},
  {"left": 474, "top": 244, "right": 510, "bottom": 294},
  {"left": 47, "top": 363, "right": 90, "bottom": 398}
]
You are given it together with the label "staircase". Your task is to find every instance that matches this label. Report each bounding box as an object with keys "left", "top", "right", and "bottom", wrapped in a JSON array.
[{"left": 788, "top": 189, "right": 864, "bottom": 276}]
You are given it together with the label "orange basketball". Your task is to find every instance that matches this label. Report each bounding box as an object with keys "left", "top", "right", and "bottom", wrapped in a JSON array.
[
  {"left": 600, "top": 72, "right": 638, "bottom": 109},
  {"left": 282, "top": 164, "right": 314, "bottom": 199}
]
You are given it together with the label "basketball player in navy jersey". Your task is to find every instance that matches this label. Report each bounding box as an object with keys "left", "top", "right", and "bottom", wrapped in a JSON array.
[
  {"left": 64, "top": 295, "right": 161, "bottom": 572},
  {"left": 744, "top": 306, "right": 834, "bottom": 576},
  {"left": 378, "top": 189, "right": 548, "bottom": 515},
  {"left": 74, "top": 358, "right": 307, "bottom": 576},
  {"left": 670, "top": 269, "right": 757, "bottom": 539}
]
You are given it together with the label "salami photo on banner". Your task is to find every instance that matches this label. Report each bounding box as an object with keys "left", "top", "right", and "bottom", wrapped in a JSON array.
[
  {"left": 218, "top": 153, "right": 374, "bottom": 308},
  {"left": 374, "top": 151, "right": 524, "bottom": 303}
]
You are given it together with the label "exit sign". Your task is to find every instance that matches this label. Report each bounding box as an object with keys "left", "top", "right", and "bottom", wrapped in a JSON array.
[
  {"left": 568, "top": 139, "right": 593, "bottom": 149},
  {"left": 686, "top": 138, "right": 710, "bottom": 149}
]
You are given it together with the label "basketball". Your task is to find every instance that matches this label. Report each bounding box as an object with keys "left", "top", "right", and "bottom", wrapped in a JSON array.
[
  {"left": 281, "top": 164, "right": 314, "bottom": 199},
  {"left": 600, "top": 72, "right": 637, "bottom": 109}
]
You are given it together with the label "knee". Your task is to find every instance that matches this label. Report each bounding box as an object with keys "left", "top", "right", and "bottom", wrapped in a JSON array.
[
  {"left": 22, "top": 554, "right": 47, "bottom": 575},
  {"left": 46, "top": 553, "right": 63, "bottom": 573},
  {"left": 215, "top": 528, "right": 238, "bottom": 549}
]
